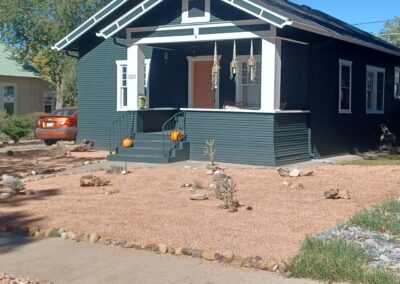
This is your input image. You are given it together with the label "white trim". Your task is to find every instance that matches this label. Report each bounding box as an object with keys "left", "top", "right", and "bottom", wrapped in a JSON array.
[
  {"left": 220, "top": 0, "right": 290, "bottom": 28},
  {"left": 187, "top": 55, "right": 221, "bottom": 109},
  {"left": 338, "top": 59, "right": 352, "bottom": 114},
  {"left": 366, "top": 65, "right": 385, "bottom": 114},
  {"left": 97, "top": 0, "right": 164, "bottom": 39},
  {"left": 180, "top": 108, "right": 310, "bottom": 114},
  {"left": 116, "top": 60, "right": 129, "bottom": 111},
  {"left": 291, "top": 21, "right": 400, "bottom": 57},
  {"left": 128, "top": 20, "right": 270, "bottom": 45},
  {"left": 52, "top": 0, "right": 129, "bottom": 50},
  {"left": 182, "top": 0, "right": 210, "bottom": 24},
  {"left": 0, "top": 82, "right": 17, "bottom": 115},
  {"left": 144, "top": 58, "right": 151, "bottom": 108},
  {"left": 394, "top": 66, "right": 400, "bottom": 99}
]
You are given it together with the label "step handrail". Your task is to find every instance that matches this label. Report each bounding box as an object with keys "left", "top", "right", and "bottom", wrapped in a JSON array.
[
  {"left": 162, "top": 111, "right": 186, "bottom": 157},
  {"left": 108, "top": 111, "right": 136, "bottom": 154}
]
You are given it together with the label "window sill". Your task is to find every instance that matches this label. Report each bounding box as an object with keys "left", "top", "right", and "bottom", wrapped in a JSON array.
[
  {"left": 339, "top": 110, "right": 352, "bottom": 114},
  {"left": 366, "top": 110, "right": 384, "bottom": 114}
]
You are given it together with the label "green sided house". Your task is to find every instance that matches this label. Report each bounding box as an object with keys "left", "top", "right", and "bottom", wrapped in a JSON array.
[
  {"left": 0, "top": 44, "right": 55, "bottom": 115},
  {"left": 53, "top": 0, "right": 400, "bottom": 166}
]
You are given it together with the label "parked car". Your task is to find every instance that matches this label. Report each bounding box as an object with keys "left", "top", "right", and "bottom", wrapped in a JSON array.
[{"left": 35, "top": 108, "right": 78, "bottom": 146}]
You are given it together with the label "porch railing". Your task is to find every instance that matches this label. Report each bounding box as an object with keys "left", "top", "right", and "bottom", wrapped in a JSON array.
[
  {"left": 108, "top": 111, "right": 136, "bottom": 154},
  {"left": 162, "top": 111, "right": 186, "bottom": 157}
]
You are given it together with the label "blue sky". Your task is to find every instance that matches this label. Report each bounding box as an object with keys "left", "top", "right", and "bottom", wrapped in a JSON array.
[{"left": 290, "top": 0, "right": 399, "bottom": 34}]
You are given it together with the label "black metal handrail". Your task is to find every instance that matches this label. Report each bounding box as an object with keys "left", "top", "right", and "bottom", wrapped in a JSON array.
[
  {"left": 162, "top": 111, "right": 186, "bottom": 157},
  {"left": 108, "top": 111, "right": 136, "bottom": 154}
]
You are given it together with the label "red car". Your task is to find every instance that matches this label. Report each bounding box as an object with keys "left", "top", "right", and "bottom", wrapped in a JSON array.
[{"left": 35, "top": 108, "right": 78, "bottom": 145}]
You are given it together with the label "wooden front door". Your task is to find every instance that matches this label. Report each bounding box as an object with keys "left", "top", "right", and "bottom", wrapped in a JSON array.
[{"left": 193, "top": 61, "right": 216, "bottom": 108}]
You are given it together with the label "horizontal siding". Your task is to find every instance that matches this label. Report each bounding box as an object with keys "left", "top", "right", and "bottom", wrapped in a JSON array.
[
  {"left": 184, "top": 111, "right": 275, "bottom": 166},
  {"left": 77, "top": 38, "right": 127, "bottom": 149},
  {"left": 274, "top": 113, "right": 310, "bottom": 166}
]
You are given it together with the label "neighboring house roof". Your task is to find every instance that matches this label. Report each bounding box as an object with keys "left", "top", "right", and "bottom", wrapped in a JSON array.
[
  {"left": 0, "top": 43, "right": 41, "bottom": 78},
  {"left": 53, "top": 0, "right": 400, "bottom": 57}
]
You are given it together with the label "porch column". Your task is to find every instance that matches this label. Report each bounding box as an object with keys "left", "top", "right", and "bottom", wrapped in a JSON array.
[
  {"left": 127, "top": 44, "right": 145, "bottom": 110},
  {"left": 260, "top": 38, "right": 281, "bottom": 112}
]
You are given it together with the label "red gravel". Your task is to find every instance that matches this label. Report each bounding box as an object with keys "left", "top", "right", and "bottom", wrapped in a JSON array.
[
  {"left": 1, "top": 165, "right": 399, "bottom": 261},
  {"left": 0, "top": 273, "right": 52, "bottom": 284}
]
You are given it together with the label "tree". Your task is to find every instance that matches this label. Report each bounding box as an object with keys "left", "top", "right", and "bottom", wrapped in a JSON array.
[
  {"left": 0, "top": 0, "right": 110, "bottom": 107},
  {"left": 379, "top": 18, "right": 400, "bottom": 48}
]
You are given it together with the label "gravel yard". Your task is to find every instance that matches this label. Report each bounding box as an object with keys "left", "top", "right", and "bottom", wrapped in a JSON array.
[{"left": 1, "top": 163, "right": 399, "bottom": 261}]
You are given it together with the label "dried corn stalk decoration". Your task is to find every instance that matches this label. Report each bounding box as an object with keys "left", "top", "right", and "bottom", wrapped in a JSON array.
[
  {"left": 211, "top": 42, "right": 220, "bottom": 90},
  {"left": 229, "top": 40, "right": 238, "bottom": 82},
  {"left": 247, "top": 40, "right": 257, "bottom": 82}
]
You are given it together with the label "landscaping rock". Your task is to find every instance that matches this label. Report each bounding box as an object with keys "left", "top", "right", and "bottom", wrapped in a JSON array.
[
  {"left": 61, "top": 232, "right": 68, "bottom": 239},
  {"left": 167, "top": 246, "right": 175, "bottom": 254},
  {"left": 189, "top": 193, "right": 208, "bottom": 201},
  {"left": 191, "top": 249, "right": 203, "bottom": 258},
  {"left": 80, "top": 175, "right": 111, "bottom": 187},
  {"left": 111, "top": 240, "right": 127, "bottom": 247},
  {"left": 67, "top": 232, "right": 76, "bottom": 240},
  {"left": 258, "top": 259, "right": 279, "bottom": 272},
  {"left": 324, "top": 188, "right": 339, "bottom": 199},
  {"left": 182, "top": 247, "right": 193, "bottom": 256},
  {"left": 175, "top": 247, "right": 183, "bottom": 255},
  {"left": 231, "top": 256, "right": 245, "bottom": 268},
  {"left": 28, "top": 226, "right": 40, "bottom": 237},
  {"left": 243, "top": 257, "right": 254, "bottom": 268},
  {"left": 89, "top": 232, "right": 100, "bottom": 243},
  {"left": 144, "top": 243, "right": 159, "bottom": 252},
  {"left": 158, "top": 243, "right": 168, "bottom": 254},
  {"left": 0, "top": 192, "right": 11, "bottom": 198},
  {"left": 246, "top": 206, "right": 253, "bottom": 211},
  {"left": 202, "top": 251, "right": 217, "bottom": 261},
  {"left": 223, "top": 250, "right": 234, "bottom": 260},
  {"left": 44, "top": 228, "right": 60, "bottom": 238},
  {"left": 24, "top": 189, "right": 35, "bottom": 196},
  {"left": 76, "top": 233, "right": 90, "bottom": 242},
  {"left": 181, "top": 183, "right": 192, "bottom": 188}
]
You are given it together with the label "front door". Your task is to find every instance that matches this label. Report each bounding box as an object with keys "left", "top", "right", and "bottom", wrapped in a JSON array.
[{"left": 193, "top": 61, "right": 216, "bottom": 108}]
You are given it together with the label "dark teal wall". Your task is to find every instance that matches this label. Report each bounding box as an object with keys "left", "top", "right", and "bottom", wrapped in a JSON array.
[
  {"left": 77, "top": 38, "right": 127, "bottom": 148},
  {"left": 184, "top": 110, "right": 276, "bottom": 166},
  {"left": 278, "top": 26, "right": 400, "bottom": 157}
]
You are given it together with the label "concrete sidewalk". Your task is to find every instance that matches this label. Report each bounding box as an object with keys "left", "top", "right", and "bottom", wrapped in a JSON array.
[{"left": 0, "top": 233, "right": 320, "bottom": 284}]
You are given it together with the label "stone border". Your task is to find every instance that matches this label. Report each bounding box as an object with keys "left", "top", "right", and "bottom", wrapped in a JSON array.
[{"left": 0, "top": 226, "right": 284, "bottom": 273}]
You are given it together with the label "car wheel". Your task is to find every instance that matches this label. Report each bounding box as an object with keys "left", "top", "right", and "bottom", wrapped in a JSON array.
[{"left": 44, "top": 139, "right": 57, "bottom": 146}]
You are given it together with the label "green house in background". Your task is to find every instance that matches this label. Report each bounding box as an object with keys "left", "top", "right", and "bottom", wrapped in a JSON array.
[
  {"left": 0, "top": 44, "right": 55, "bottom": 115},
  {"left": 53, "top": 0, "right": 400, "bottom": 166}
]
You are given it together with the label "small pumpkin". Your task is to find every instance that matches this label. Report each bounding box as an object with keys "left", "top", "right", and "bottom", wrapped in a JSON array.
[
  {"left": 170, "top": 130, "right": 183, "bottom": 142},
  {"left": 122, "top": 138, "right": 134, "bottom": 148}
]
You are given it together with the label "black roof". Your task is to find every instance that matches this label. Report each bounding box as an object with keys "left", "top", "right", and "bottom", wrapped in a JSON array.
[{"left": 256, "top": 0, "right": 400, "bottom": 55}]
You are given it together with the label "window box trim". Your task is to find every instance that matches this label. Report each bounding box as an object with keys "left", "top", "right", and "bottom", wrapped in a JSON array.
[
  {"left": 338, "top": 59, "right": 352, "bottom": 114},
  {"left": 181, "top": 0, "right": 210, "bottom": 24},
  {"left": 366, "top": 65, "right": 385, "bottom": 115}
]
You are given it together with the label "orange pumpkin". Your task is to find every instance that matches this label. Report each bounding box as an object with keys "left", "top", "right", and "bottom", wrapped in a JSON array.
[
  {"left": 170, "top": 131, "right": 183, "bottom": 142},
  {"left": 122, "top": 138, "right": 134, "bottom": 148}
]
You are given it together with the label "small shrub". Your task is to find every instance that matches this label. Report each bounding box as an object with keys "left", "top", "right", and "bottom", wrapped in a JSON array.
[
  {"left": 3, "top": 176, "right": 25, "bottom": 193},
  {"left": 203, "top": 139, "right": 216, "bottom": 169},
  {"left": 1, "top": 115, "right": 32, "bottom": 143},
  {"left": 56, "top": 141, "right": 67, "bottom": 156},
  {"left": 192, "top": 179, "right": 203, "bottom": 189},
  {"left": 214, "top": 176, "right": 239, "bottom": 210}
]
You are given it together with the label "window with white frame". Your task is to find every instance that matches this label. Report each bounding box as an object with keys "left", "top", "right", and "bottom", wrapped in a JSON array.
[
  {"left": 43, "top": 91, "right": 55, "bottom": 113},
  {"left": 395, "top": 67, "right": 400, "bottom": 99},
  {"left": 116, "top": 60, "right": 128, "bottom": 110},
  {"left": 235, "top": 55, "right": 261, "bottom": 109},
  {"left": 182, "top": 0, "right": 210, "bottom": 23},
  {"left": 338, "top": 59, "right": 352, "bottom": 113},
  {"left": 366, "top": 65, "right": 385, "bottom": 114},
  {"left": 1, "top": 84, "right": 16, "bottom": 115}
]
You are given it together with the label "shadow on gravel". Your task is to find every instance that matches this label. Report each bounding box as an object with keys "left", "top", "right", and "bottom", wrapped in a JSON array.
[{"left": 0, "top": 189, "right": 60, "bottom": 208}]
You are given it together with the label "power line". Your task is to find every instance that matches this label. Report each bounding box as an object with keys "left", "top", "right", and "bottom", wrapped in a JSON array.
[{"left": 352, "top": 18, "right": 397, "bottom": 26}]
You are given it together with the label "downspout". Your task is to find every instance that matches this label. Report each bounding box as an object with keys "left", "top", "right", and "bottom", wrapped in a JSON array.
[{"left": 307, "top": 37, "right": 335, "bottom": 159}]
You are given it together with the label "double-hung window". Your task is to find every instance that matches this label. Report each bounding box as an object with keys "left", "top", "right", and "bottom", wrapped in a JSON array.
[
  {"left": 395, "top": 67, "right": 400, "bottom": 99},
  {"left": 366, "top": 65, "right": 385, "bottom": 114},
  {"left": 182, "top": 0, "right": 210, "bottom": 23},
  {"left": 116, "top": 60, "right": 128, "bottom": 110},
  {"left": 235, "top": 55, "right": 261, "bottom": 109},
  {"left": 1, "top": 84, "right": 16, "bottom": 115},
  {"left": 338, "top": 59, "right": 352, "bottom": 113}
]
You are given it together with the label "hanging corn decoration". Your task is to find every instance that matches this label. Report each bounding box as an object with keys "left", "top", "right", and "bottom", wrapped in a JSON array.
[
  {"left": 247, "top": 40, "right": 256, "bottom": 82},
  {"left": 211, "top": 42, "right": 220, "bottom": 90},
  {"left": 229, "top": 40, "right": 238, "bottom": 82}
]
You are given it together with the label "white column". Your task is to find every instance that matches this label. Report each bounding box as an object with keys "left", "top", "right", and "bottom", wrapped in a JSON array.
[
  {"left": 260, "top": 38, "right": 281, "bottom": 112},
  {"left": 127, "top": 44, "right": 145, "bottom": 110}
]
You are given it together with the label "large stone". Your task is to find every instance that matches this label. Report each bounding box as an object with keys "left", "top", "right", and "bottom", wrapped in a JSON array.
[
  {"left": 61, "top": 232, "right": 68, "bottom": 239},
  {"left": 202, "top": 251, "right": 216, "bottom": 261},
  {"left": 182, "top": 247, "right": 193, "bottom": 256},
  {"left": 144, "top": 243, "right": 159, "bottom": 252},
  {"left": 231, "top": 256, "right": 245, "bottom": 268},
  {"left": 28, "top": 226, "right": 40, "bottom": 237},
  {"left": 158, "top": 243, "right": 168, "bottom": 254},
  {"left": 223, "top": 250, "right": 234, "bottom": 260},
  {"left": 258, "top": 259, "right": 279, "bottom": 272},
  {"left": 243, "top": 257, "right": 254, "bottom": 268},
  {"left": 167, "top": 246, "right": 175, "bottom": 254},
  {"left": 191, "top": 249, "right": 203, "bottom": 258},
  {"left": 89, "top": 232, "right": 100, "bottom": 243},
  {"left": 189, "top": 193, "right": 208, "bottom": 201},
  {"left": 67, "top": 232, "right": 76, "bottom": 240},
  {"left": 44, "top": 228, "right": 60, "bottom": 238},
  {"left": 175, "top": 247, "right": 183, "bottom": 255}
]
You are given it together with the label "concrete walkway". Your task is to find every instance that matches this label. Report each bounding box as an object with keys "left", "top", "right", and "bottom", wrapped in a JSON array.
[{"left": 0, "top": 233, "right": 320, "bottom": 284}]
